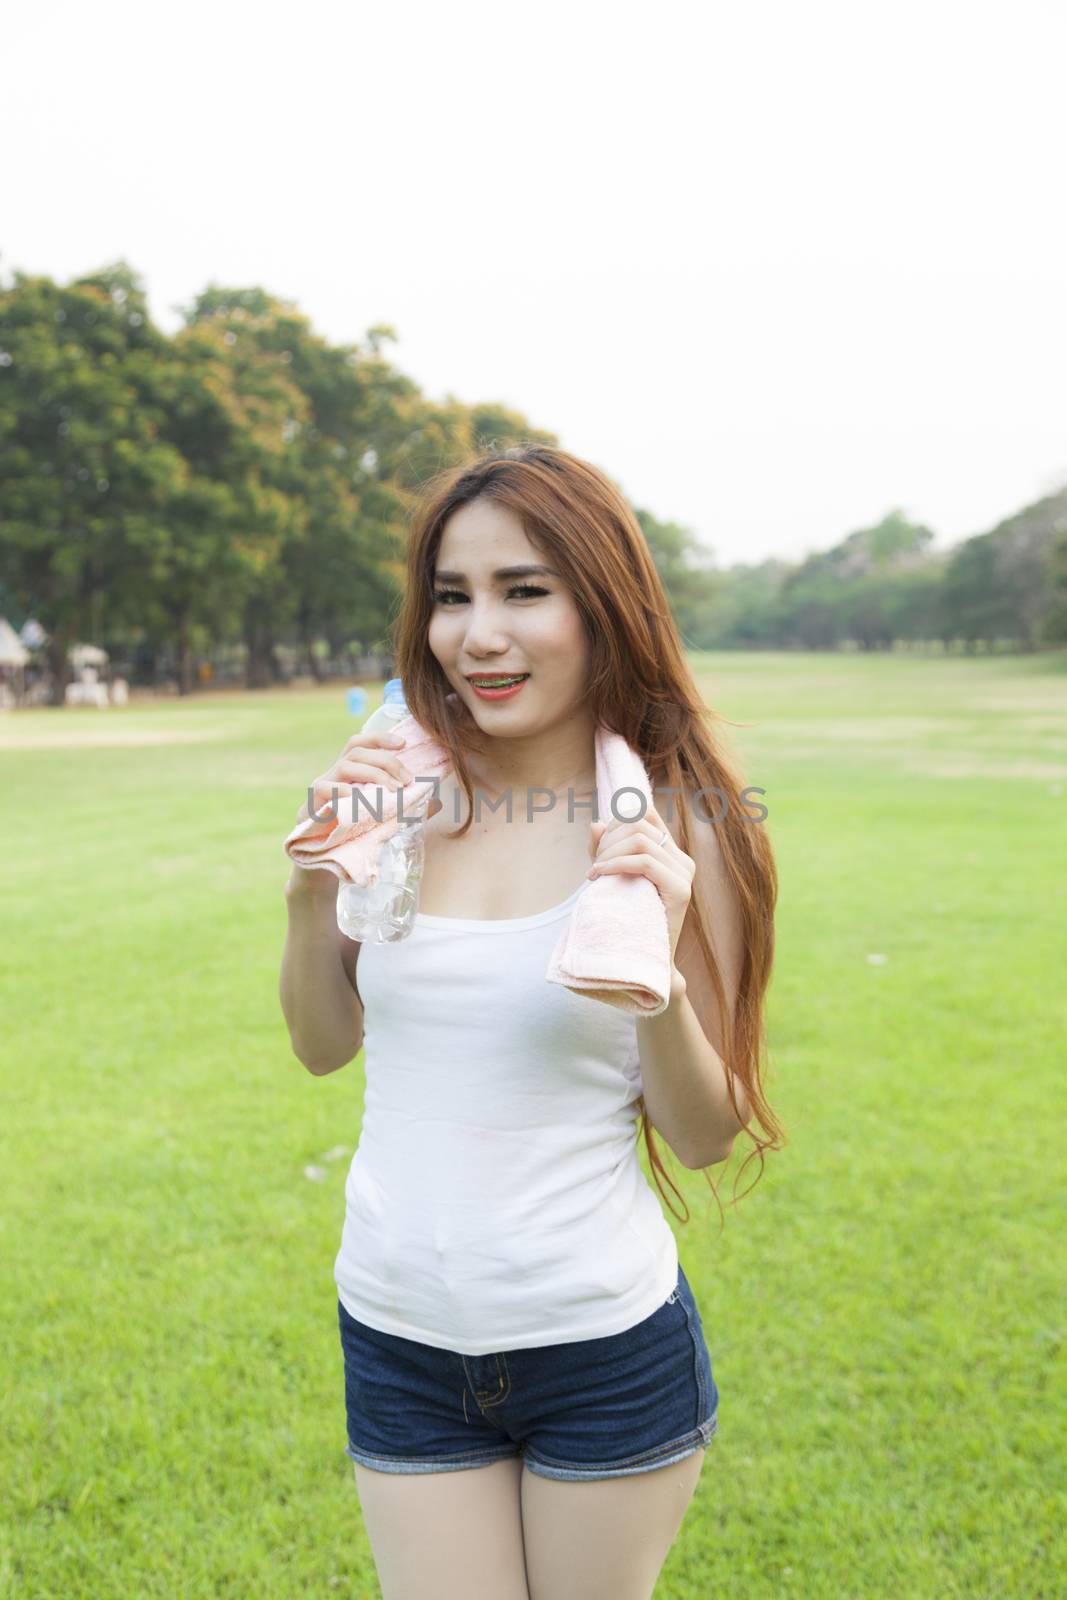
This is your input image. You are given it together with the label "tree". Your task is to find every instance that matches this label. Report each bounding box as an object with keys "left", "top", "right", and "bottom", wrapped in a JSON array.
[
  {"left": 0, "top": 261, "right": 186, "bottom": 702},
  {"left": 939, "top": 487, "right": 1067, "bottom": 651}
]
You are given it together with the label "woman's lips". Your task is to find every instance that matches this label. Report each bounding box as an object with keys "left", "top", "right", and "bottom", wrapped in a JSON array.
[{"left": 467, "top": 675, "right": 530, "bottom": 701}]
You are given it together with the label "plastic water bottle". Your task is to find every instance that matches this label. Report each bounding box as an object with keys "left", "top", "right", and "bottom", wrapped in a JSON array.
[{"left": 336, "top": 679, "right": 431, "bottom": 944}]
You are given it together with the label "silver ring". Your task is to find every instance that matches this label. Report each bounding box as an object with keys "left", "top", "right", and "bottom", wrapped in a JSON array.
[{"left": 658, "top": 827, "right": 669, "bottom": 847}]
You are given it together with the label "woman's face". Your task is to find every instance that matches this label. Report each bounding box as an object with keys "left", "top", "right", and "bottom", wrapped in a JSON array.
[{"left": 427, "top": 497, "right": 591, "bottom": 737}]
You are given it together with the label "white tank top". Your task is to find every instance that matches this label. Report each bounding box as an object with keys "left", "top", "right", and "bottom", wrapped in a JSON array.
[{"left": 333, "top": 881, "right": 679, "bottom": 1355}]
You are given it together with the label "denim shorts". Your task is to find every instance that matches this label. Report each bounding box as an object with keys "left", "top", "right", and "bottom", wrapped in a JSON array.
[{"left": 336, "top": 1259, "right": 718, "bottom": 1481}]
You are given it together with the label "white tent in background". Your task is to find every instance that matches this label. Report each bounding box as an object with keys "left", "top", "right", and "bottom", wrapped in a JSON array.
[
  {"left": 68, "top": 642, "right": 109, "bottom": 669},
  {"left": 0, "top": 618, "right": 29, "bottom": 666},
  {"left": 20, "top": 618, "right": 47, "bottom": 649},
  {"left": 0, "top": 617, "right": 29, "bottom": 710}
]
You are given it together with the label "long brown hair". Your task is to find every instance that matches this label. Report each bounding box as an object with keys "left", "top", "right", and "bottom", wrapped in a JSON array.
[{"left": 391, "top": 442, "right": 784, "bottom": 1226}]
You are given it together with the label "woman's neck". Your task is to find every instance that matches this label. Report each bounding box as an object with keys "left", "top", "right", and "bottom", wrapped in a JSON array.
[{"left": 463, "top": 717, "right": 598, "bottom": 802}]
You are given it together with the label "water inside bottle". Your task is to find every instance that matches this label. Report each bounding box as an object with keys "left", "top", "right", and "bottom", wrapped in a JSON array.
[
  {"left": 337, "top": 877, "right": 418, "bottom": 942},
  {"left": 335, "top": 806, "right": 427, "bottom": 943}
]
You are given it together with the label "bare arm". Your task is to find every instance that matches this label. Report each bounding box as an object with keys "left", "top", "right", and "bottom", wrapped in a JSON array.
[
  {"left": 279, "top": 724, "right": 415, "bottom": 1074},
  {"left": 279, "top": 866, "right": 364, "bottom": 1075}
]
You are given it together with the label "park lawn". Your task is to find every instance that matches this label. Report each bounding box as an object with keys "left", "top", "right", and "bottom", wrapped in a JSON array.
[{"left": 1, "top": 650, "right": 1064, "bottom": 1599}]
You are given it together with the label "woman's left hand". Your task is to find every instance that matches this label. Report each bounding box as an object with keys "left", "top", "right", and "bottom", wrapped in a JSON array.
[{"left": 587, "top": 802, "right": 695, "bottom": 967}]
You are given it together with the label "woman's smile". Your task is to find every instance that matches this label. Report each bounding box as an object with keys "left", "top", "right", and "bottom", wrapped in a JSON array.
[{"left": 467, "top": 674, "right": 531, "bottom": 701}]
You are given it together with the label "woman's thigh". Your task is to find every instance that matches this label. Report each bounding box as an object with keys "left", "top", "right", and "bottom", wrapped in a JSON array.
[
  {"left": 351, "top": 1448, "right": 707, "bottom": 1600},
  {"left": 520, "top": 1447, "right": 706, "bottom": 1600},
  {"left": 352, "top": 1455, "right": 530, "bottom": 1600}
]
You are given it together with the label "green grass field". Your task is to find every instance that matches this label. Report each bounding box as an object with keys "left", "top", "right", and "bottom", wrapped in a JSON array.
[{"left": 2, "top": 651, "right": 1064, "bottom": 1598}]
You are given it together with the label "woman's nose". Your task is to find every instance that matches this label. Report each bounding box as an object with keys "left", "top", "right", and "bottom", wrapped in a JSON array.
[{"left": 461, "top": 607, "right": 512, "bottom": 650}]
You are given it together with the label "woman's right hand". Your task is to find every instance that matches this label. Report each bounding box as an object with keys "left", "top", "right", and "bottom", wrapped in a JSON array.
[
  {"left": 294, "top": 730, "right": 415, "bottom": 826},
  {"left": 287, "top": 729, "right": 444, "bottom": 902}
]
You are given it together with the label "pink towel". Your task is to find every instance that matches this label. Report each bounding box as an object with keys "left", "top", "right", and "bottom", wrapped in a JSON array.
[
  {"left": 543, "top": 721, "right": 672, "bottom": 1016},
  {"left": 284, "top": 702, "right": 672, "bottom": 1016},
  {"left": 284, "top": 714, "right": 452, "bottom": 888}
]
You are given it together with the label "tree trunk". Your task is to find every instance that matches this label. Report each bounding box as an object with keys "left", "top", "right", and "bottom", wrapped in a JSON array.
[
  {"left": 305, "top": 635, "right": 324, "bottom": 683},
  {"left": 244, "top": 600, "right": 278, "bottom": 689},
  {"left": 46, "top": 631, "right": 72, "bottom": 706},
  {"left": 177, "top": 608, "right": 195, "bottom": 696}
]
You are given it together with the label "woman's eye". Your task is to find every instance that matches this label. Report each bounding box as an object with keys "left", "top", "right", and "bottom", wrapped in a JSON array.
[{"left": 435, "top": 585, "right": 550, "bottom": 601}]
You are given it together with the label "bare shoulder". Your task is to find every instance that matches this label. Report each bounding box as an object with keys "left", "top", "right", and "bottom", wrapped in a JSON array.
[
  {"left": 659, "top": 786, "right": 722, "bottom": 861},
  {"left": 670, "top": 790, "right": 729, "bottom": 877}
]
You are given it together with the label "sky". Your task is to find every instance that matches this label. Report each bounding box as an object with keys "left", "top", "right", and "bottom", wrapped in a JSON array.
[{"left": 3, "top": 0, "right": 1065, "bottom": 568}]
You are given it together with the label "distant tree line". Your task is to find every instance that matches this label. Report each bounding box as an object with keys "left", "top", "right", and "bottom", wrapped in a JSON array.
[
  {"left": 680, "top": 496, "right": 1067, "bottom": 654},
  {"left": 2, "top": 261, "right": 1065, "bottom": 703}
]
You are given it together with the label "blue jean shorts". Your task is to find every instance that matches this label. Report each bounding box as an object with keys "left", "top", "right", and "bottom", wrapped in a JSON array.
[{"left": 336, "top": 1260, "right": 718, "bottom": 1481}]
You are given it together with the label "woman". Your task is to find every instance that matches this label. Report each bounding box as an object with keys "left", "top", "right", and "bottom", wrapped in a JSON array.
[{"left": 280, "top": 443, "right": 782, "bottom": 1600}]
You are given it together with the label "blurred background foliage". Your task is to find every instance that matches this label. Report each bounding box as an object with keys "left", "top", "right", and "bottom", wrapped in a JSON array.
[{"left": 3, "top": 260, "right": 1067, "bottom": 704}]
